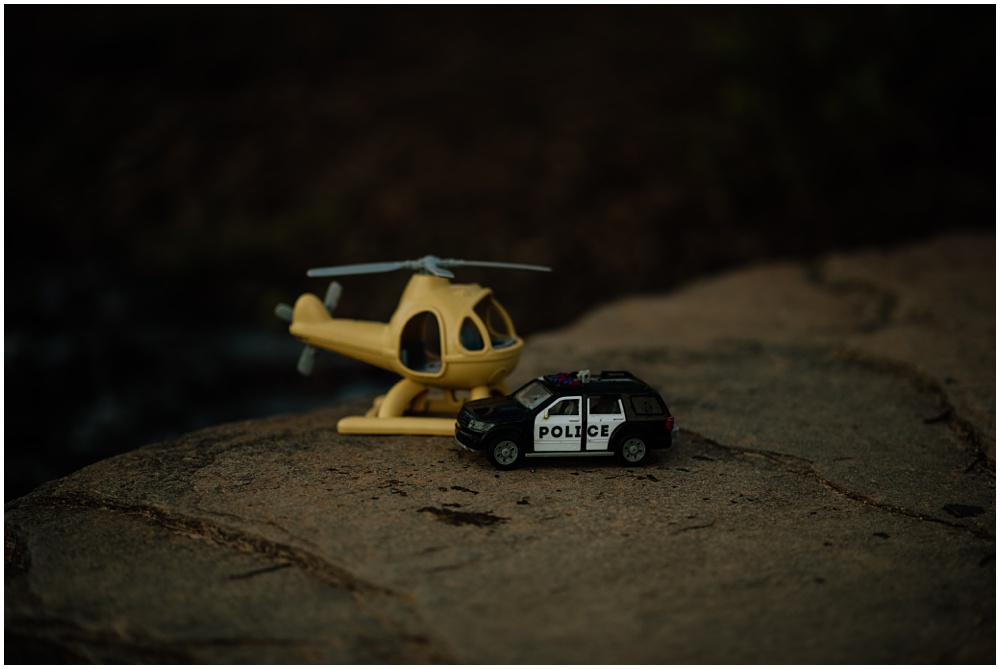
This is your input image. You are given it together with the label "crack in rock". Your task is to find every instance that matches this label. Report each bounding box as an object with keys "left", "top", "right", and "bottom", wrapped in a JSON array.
[
  {"left": 11, "top": 491, "right": 393, "bottom": 596},
  {"left": 686, "top": 430, "right": 994, "bottom": 541},
  {"left": 5, "top": 612, "right": 442, "bottom": 664},
  {"left": 806, "top": 262, "right": 899, "bottom": 333},
  {"left": 833, "top": 350, "right": 994, "bottom": 469},
  {"left": 6, "top": 492, "right": 461, "bottom": 663}
]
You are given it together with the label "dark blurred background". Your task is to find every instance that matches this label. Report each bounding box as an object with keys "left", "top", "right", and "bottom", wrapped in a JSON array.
[{"left": 5, "top": 6, "right": 994, "bottom": 501}]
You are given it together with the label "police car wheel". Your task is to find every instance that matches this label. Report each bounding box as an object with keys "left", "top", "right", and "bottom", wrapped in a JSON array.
[
  {"left": 616, "top": 433, "right": 649, "bottom": 466},
  {"left": 486, "top": 434, "right": 523, "bottom": 470}
]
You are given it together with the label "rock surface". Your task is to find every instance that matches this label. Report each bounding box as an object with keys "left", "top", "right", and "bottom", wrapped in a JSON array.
[{"left": 5, "top": 233, "right": 995, "bottom": 663}]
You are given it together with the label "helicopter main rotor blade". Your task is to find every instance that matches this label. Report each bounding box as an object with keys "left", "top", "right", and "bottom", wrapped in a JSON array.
[
  {"left": 306, "top": 255, "right": 550, "bottom": 279},
  {"left": 307, "top": 261, "right": 410, "bottom": 278},
  {"left": 437, "top": 259, "right": 552, "bottom": 273},
  {"left": 307, "top": 257, "right": 456, "bottom": 278},
  {"left": 418, "top": 260, "right": 455, "bottom": 279}
]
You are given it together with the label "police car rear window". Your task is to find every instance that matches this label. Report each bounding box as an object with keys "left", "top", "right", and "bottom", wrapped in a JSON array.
[{"left": 630, "top": 395, "right": 664, "bottom": 415}]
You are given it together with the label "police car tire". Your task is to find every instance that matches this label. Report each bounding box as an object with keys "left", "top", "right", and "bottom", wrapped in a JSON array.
[
  {"left": 485, "top": 433, "right": 523, "bottom": 470},
  {"left": 615, "top": 432, "right": 650, "bottom": 466}
]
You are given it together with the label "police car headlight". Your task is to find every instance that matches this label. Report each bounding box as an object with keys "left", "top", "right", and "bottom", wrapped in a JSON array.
[{"left": 468, "top": 418, "right": 493, "bottom": 433}]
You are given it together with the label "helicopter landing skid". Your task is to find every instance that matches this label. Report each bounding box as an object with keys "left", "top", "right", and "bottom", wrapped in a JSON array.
[
  {"left": 335, "top": 379, "right": 508, "bottom": 436},
  {"left": 337, "top": 415, "right": 456, "bottom": 436}
]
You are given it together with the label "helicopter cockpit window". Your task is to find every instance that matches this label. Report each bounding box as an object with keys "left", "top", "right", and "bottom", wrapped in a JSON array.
[
  {"left": 459, "top": 317, "right": 484, "bottom": 351},
  {"left": 473, "top": 297, "right": 516, "bottom": 349},
  {"left": 399, "top": 311, "right": 443, "bottom": 374}
]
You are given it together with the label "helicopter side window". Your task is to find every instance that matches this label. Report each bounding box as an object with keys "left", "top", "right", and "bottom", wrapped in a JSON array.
[
  {"left": 473, "top": 297, "right": 516, "bottom": 349},
  {"left": 399, "top": 311, "right": 443, "bottom": 374},
  {"left": 459, "top": 317, "right": 484, "bottom": 351}
]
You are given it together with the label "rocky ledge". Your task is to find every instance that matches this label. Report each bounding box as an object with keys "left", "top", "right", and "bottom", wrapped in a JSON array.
[{"left": 5, "top": 233, "right": 994, "bottom": 663}]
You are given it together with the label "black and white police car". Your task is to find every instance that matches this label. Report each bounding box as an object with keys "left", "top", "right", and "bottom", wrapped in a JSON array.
[{"left": 455, "top": 370, "right": 676, "bottom": 469}]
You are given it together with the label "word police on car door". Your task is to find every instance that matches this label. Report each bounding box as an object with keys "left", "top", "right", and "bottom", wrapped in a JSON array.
[{"left": 534, "top": 394, "right": 626, "bottom": 452}]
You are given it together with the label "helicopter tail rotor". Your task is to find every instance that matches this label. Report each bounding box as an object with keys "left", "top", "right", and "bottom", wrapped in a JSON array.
[
  {"left": 322, "top": 280, "right": 342, "bottom": 313},
  {"left": 296, "top": 345, "right": 318, "bottom": 376},
  {"left": 275, "top": 281, "right": 343, "bottom": 376}
]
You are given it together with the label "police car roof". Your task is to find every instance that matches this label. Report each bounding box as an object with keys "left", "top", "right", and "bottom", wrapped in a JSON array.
[{"left": 539, "top": 370, "right": 657, "bottom": 396}]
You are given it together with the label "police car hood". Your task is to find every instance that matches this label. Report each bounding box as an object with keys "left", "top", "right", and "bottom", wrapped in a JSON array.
[{"left": 462, "top": 396, "right": 531, "bottom": 421}]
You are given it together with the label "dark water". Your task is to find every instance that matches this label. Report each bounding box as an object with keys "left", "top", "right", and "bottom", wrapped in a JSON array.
[{"left": 5, "top": 6, "right": 993, "bottom": 500}]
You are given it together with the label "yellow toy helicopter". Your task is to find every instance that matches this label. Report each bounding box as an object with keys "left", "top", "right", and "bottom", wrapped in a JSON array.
[{"left": 275, "top": 255, "right": 551, "bottom": 436}]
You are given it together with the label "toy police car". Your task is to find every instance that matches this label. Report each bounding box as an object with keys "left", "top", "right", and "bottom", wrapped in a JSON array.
[{"left": 455, "top": 370, "right": 676, "bottom": 469}]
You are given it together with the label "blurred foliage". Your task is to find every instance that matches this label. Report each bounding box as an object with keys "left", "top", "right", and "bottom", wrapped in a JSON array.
[{"left": 5, "top": 6, "right": 993, "bottom": 499}]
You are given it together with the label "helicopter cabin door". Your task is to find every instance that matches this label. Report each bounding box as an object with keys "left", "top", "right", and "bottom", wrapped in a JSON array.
[
  {"left": 534, "top": 396, "right": 583, "bottom": 452},
  {"left": 398, "top": 311, "right": 443, "bottom": 375}
]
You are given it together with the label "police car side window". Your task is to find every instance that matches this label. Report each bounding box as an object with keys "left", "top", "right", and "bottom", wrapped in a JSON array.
[
  {"left": 588, "top": 396, "right": 621, "bottom": 414},
  {"left": 550, "top": 399, "right": 579, "bottom": 416},
  {"left": 630, "top": 395, "right": 664, "bottom": 415}
]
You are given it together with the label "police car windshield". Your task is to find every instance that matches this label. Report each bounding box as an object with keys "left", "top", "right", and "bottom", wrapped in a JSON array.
[{"left": 514, "top": 381, "right": 552, "bottom": 410}]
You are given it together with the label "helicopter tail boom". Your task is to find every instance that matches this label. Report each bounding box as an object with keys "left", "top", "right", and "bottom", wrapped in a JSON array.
[{"left": 288, "top": 294, "right": 397, "bottom": 373}]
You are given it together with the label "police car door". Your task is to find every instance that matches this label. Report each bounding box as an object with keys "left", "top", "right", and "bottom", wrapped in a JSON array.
[
  {"left": 585, "top": 395, "right": 626, "bottom": 451},
  {"left": 534, "top": 396, "right": 583, "bottom": 452}
]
